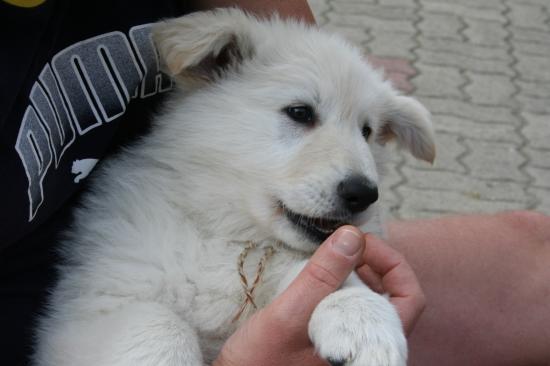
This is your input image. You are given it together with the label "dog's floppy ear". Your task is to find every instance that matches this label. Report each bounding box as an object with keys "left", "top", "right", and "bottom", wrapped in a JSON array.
[
  {"left": 377, "top": 96, "right": 436, "bottom": 163},
  {"left": 152, "top": 9, "right": 255, "bottom": 83}
]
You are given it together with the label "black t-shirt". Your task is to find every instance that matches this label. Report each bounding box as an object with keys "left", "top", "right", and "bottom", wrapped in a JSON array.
[{"left": 0, "top": 1, "right": 188, "bottom": 364}]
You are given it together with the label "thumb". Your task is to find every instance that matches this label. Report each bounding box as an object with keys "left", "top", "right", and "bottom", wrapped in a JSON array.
[{"left": 268, "top": 226, "right": 364, "bottom": 325}]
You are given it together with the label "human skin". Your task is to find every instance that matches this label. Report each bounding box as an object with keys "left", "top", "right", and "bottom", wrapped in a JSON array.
[
  {"left": 212, "top": 226, "right": 425, "bottom": 366},
  {"left": 388, "top": 211, "right": 550, "bottom": 366},
  {"left": 190, "top": 0, "right": 316, "bottom": 23}
]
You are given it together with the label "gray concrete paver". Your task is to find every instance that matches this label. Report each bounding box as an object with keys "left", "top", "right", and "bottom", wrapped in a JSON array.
[
  {"left": 415, "top": 49, "right": 515, "bottom": 77},
  {"left": 367, "top": 30, "right": 417, "bottom": 59},
  {"left": 529, "top": 187, "right": 550, "bottom": 212},
  {"left": 397, "top": 187, "right": 523, "bottom": 219},
  {"left": 515, "top": 54, "right": 550, "bottom": 82},
  {"left": 320, "top": 23, "right": 371, "bottom": 44},
  {"left": 526, "top": 166, "right": 550, "bottom": 189},
  {"left": 464, "top": 71, "right": 516, "bottom": 105},
  {"left": 511, "top": 27, "right": 550, "bottom": 45},
  {"left": 514, "top": 42, "right": 550, "bottom": 57},
  {"left": 326, "top": 12, "right": 416, "bottom": 33},
  {"left": 433, "top": 115, "right": 522, "bottom": 144},
  {"left": 400, "top": 166, "right": 535, "bottom": 204},
  {"left": 419, "top": 38, "right": 510, "bottom": 61},
  {"left": 507, "top": 2, "right": 549, "bottom": 31},
  {"left": 330, "top": 2, "right": 416, "bottom": 19},
  {"left": 516, "top": 80, "right": 550, "bottom": 98},
  {"left": 412, "top": 63, "right": 465, "bottom": 98},
  {"left": 524, "top": 148, "right": 550, "bottom": 168},
  {"left": 418, "top": 12, "right": 464, "bottom": 41},
  {"left": 418, "top": 97, "right": 518, "bottom": 125},
  {"left": 521, "top": 112, "right": 550, "bottom": 149},
  {"left": 420, "top": 0, "right": 505, "bottom": 11},
  {"left": 419, "top": 0, "right": 507, "bottom": 22},
  {"left": 462, "top": 140, "right": 529, "bottom": 182},
  {"left": 377, "top": 0, "right": 415, "bottom": 8},
  {"left": 309, "top": 0, "right": 550, "bottom": 217},
  {"left": 516, "top": 95, "right": 550, "bottom": 114},
  {"left": 463, "top": 18, "right": 508, "bottom": 47},
  {"left": 516, "top": 0, "right": 550, "bottom": 6}
]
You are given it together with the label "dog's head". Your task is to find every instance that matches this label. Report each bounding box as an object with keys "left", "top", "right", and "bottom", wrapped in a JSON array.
[{"left": 153, "top": 9, "right": 435, "bottom": 252}]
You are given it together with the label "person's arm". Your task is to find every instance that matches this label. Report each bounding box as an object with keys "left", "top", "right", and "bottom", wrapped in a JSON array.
[
  {"left": 387, "top": 211, "right": 550, "bottom": 366},
  {"left": 188, "top": 0, "right": 316, "bottom": 23},
  {"left": 213, "top": 226, "right": 426, "bottom": 366}
]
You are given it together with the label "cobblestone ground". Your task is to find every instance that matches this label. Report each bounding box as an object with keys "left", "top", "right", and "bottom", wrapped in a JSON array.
[{"left": 308, "top": 0, "right": 550, "bottom": 220}]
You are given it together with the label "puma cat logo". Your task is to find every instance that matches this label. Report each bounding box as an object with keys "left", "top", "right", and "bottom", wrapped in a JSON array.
[{"left": 71, "top": 159, "right": 98, "bottom": 183}]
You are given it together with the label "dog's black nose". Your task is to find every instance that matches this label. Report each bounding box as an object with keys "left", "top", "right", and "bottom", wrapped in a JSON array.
[{"left": 337, "top": 175, "right": 379, "bottom": 214}]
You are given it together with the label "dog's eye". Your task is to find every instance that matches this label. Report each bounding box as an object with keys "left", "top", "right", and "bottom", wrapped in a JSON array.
[
  {"left": 285, "top": 105, "right": 315, "bottom": 125},
  {"left": 362, "top": 125, "right": 373, "bottom": 140}
]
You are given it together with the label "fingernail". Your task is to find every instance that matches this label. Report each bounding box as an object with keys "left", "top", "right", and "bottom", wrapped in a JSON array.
[{"left": 331, "top": 228, "right": 362, "bottom": 257}]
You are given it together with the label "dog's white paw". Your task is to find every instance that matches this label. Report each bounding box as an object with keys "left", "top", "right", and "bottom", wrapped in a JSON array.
[{"left": 309, "top": 287, "right": 407, "bottom": 366}]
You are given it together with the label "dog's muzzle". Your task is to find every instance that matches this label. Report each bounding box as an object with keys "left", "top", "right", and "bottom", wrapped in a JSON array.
[{"left": 282, "top": 175, "right": 378, "bottom": 244}]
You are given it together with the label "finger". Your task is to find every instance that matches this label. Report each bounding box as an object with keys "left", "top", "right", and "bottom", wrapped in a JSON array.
[
  {"left": 269, "top": 226, "right": 364, "bottom": 325},
  {"left": 362, "top": 234, "right": 426, "bottom": 335},
  {"left": 361, "top": 233, "right": 419, "bottom": 297},
  {"left": 355, "top": 264, "right": 384, "bottom": 294}
]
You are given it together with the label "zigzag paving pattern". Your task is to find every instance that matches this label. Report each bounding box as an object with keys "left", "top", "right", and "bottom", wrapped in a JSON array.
[{"left": 308, "top": 0, "right": 550, "bottom": 219}]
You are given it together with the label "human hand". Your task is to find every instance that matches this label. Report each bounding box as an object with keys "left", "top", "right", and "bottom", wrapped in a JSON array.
[
  {"left": 213, "top": 226, "right": 426, "bottom": 366},
  {"left": 213, "top": 226, "right": 364, "bottom": 366},
  {"left": 356, "top": 233, "right": 426, "bottom": 336}
]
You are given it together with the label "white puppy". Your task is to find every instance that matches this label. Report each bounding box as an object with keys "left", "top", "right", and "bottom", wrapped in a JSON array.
[{"left": 34, "top": 9, "right": 435, "bottom": 366}]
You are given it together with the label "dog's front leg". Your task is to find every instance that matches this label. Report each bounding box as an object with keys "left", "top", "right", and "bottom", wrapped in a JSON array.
[
  {"left": 308, "top": 273, "right": 407, "bottom": 366},
  {"left": 35, "top": 301, "right": 203, "bottom": 366}
]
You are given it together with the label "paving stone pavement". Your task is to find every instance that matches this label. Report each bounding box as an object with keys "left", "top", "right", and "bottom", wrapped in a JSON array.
[{"left": 308, "top": 0, "right": 550, "bottom": 219}]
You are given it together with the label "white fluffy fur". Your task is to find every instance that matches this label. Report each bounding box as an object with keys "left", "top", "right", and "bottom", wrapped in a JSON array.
[{"left": 34, "top": 9, "right": 434, "bottom": 366}]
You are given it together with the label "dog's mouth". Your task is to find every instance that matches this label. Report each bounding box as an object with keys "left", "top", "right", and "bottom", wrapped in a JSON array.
[{"left": 281, "top": 203, "right": 349, "bottom": 244}]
